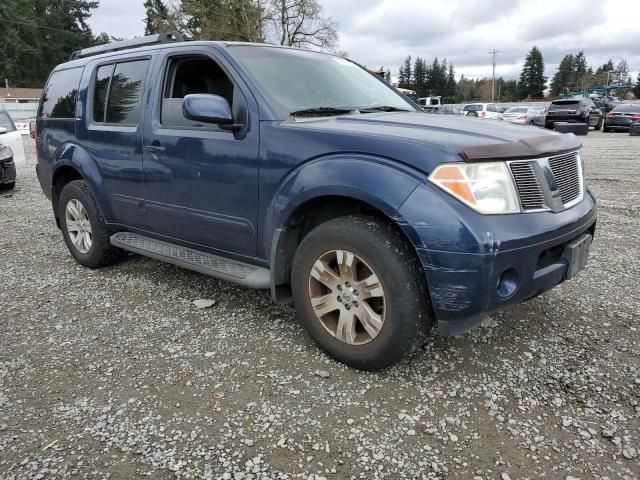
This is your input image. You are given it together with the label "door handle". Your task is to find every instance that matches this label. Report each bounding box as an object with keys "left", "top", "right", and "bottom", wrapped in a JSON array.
[{"left": 144, "top": 145, "right": 166, "bottom": 154}]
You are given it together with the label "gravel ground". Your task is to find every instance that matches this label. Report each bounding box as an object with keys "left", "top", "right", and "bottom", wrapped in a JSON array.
[{"left": 1, "top": 133, "right": 639, "bottom": 480}]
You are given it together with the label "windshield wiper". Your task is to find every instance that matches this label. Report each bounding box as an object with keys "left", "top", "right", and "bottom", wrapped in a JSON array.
[
  {"left": 359, "top": 106, "right": 413, "bottom": 113},
  {"left": 290, "top": 107, "right": 356, "bottom": 117}
]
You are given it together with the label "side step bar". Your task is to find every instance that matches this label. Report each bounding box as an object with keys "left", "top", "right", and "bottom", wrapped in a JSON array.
[{"left": 110, "top": 232, "right": 270, "bottom": 289}]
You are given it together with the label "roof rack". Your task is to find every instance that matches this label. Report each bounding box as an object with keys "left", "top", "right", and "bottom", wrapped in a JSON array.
[{"left": 69, "top": 32, "right": 185, "bottom": 61}]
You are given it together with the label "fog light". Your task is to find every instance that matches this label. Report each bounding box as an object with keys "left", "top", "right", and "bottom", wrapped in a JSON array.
[{"left": 497, "top": 268, "right": 519, "bottom": 298}]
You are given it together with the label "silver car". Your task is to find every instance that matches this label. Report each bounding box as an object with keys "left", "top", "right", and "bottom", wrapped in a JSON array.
[{"left": 502, "top": 105, "right": 546, "bottom": 126}]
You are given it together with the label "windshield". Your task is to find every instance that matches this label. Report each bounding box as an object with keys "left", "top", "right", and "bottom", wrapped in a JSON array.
[
  {"left": 463, "top": 104, "right": 483, "bottom": 111},
  {"left": 231, "top": 46, "right": 415, "bottom": 117}
]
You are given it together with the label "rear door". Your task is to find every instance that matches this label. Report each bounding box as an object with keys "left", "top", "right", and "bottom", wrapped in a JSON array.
[{"left": 76, "top": 55, "right": 153, "bottom": 227}]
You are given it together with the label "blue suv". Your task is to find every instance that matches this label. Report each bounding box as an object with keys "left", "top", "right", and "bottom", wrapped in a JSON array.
[{"left": 36, "top": 34, "right": 597, "bottom": 369}]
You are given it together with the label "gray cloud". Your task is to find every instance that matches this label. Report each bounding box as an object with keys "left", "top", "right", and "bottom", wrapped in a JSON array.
[{"left": 88, "top": 0, "right": 640, "bottom": 81}]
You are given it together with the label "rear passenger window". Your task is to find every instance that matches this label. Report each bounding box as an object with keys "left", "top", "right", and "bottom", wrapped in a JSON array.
[
  {"left": 93, "top": 64, "right": 114, "bottom": 122},
  {"left": 40, "top": 67, "right": 83, "bottom": 119},
  {"left": 92, "top": 59, "right": 150, "bottom": 126}
]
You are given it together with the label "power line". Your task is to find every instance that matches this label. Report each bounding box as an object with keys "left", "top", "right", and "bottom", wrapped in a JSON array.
[{"left": 0, "top": 17, "right": 92, "bottom": 38}]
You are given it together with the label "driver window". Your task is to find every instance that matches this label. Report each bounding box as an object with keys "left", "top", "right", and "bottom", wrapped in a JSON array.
[{"left": 161, "top": 55, "right": 235, "bottom": 130}]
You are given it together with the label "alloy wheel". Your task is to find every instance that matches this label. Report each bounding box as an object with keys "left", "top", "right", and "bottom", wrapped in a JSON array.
[
  {"left": 308, "top": 249, "right": 386, "bottom": 345},
  {"left": 65, "top": 198, "right": 93, "bottom": 254}
]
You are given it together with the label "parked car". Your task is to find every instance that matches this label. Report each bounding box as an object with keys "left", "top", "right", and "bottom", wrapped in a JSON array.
[
  {"left": 434, "top": 104, "right": 461, "bottom": 115},
  {"left": 594, "top": 96, "right": 621, "bottom": 114},
  {"left": 502, "top": 105, "right": 546, "bottom": 126},
  {"left": 460, "top": 103, "right": 502, "bottom": 120},
  {"left": 0, "top": 111, "right": 26, "bottom": 164},
  {"left": 0, "top": 139, "right": 16, "bottom": 190},
  {"left": 418, "top": 96, "right": 441, "bottom": 109},
  {"left": 545, "top": 98, "right": 603, "bottom": 130},
  {"left": 36, "top": 34, "right": 597, "bottom": 370},
  {"left": 603, "top": 104, "right": 640, "bottom": 132}
]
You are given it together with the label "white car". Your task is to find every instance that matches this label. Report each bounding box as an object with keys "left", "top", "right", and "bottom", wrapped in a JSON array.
[
  {"left": 14, "top": 120, "right": 30, "bottom": 136},
  {"left": 0, "top": 111, "right": 27, "bottom": 165},
  {"left": 460, "top": 103, "right": 502, "bottom": 120},
  {"left": 502, "top": 105, "right": 546, "bottom": 126}
]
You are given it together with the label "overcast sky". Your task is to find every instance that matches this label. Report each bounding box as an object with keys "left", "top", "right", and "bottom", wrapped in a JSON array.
[{"left": 89, "top": 0, "right": 640, "bottom": 82}]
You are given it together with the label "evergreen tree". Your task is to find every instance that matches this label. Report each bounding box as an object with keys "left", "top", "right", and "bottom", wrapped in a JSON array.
[
  {"left": 518, "top": 46, "right": 546, "bottom": 99},
  {"left": 398, "top": 55, "right": 412, "bottom": 89},
  {"left": 550, "top": 54, "right": 575, "bottom": 96},
  {"left": 144, "top": 0, "right": 170, "bottom": 35},
  {"left": 412, "top": 57, "right": 426, "bottom": 97},
  {"left": 613, "top": 59, "right": 629, "bottom": 84},
  {"left": 633, "top": 73, "right": 640, "bottom": 99},
  {"left": 446, "top": 63, "right": 456, "bottom": 98},
  {"left": 0, "top": 0, "right": 99, "bottom": 87}
]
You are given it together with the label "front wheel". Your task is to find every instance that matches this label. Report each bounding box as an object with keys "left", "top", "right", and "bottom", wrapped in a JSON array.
[
  {"left": 58, "top": 180, "right": 123, "bottom": 268},
  {"left": 291, "top": 215, "right": 432, "bottom": 370}
]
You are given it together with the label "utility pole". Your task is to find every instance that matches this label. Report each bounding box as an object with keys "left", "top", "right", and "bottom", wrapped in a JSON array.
[{"left": 488, "top": 49, "right": 500, "bottom": 102}]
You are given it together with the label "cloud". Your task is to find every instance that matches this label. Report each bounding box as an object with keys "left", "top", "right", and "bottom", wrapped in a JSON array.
[{"left": 88, "top": 0, "right": 640, "bottom": 81}]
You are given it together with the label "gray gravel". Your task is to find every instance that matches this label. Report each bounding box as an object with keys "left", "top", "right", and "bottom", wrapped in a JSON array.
[{"left": 1, "top": 132, "right": 639, "bottom": 479}]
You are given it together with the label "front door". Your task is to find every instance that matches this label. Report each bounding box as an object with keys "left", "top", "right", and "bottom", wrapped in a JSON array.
[{"left": 142, "top": 47, "right": 260, "bottom": 258}]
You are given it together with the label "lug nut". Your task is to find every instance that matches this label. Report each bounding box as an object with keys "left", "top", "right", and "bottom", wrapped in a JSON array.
[
  {"left": 345, "top": 305, "right": 351, "bottom": 310},
  {"left": 337, "top": 285, "right": 343, "bottom": 291},
  {"left": 354, "top": 301, "right": 359, "bottom": 307},
  {"left": 337, "top": 296, "right": 342, "bottom": 303},
  {"left": 353, "top": 290, "right": 359, "bottom": 296},
  {"left": 345, "top": 282, "right": 351, "bottom": 288}
]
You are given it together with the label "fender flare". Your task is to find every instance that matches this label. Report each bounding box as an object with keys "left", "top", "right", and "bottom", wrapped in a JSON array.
[
  {"left": 50, "top": 143, "right": 113, "bottom": 221},
  {"left": 263, "top": 154, "right": 426, "bottom": 301}
]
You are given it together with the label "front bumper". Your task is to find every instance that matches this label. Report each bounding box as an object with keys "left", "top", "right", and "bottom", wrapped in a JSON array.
[
  {"left": 398, "top": 182, "right": 598, "bottom": 335},
  {"left": 0, "top": 158, "right": 16, "bottom": 185}
]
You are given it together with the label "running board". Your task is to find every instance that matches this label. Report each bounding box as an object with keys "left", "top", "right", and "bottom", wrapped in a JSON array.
[{"left": 110, "top": 232, "right": 270, "bottom": 289}]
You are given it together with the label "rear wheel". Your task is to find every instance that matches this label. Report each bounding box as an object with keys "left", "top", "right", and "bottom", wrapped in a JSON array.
[
  {"left": 1, "top": 182, "right": 15, "bottom": 190},
  {"left": 58, "top": 180, "right": 123, "bottom": 268},
  {"left": 291, "top": 215, "right": 432, "bottom": 370},
  {"left": 594, "top": 118, "right": 603, "bottom": 130}
]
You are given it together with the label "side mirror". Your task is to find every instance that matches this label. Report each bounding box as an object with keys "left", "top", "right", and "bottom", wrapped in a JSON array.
[
  {"left": 182, "top": 94, "right": 238, "bottom": 128},
  {"left": 0, "top": 127, "right": 7, "bottom": 135}
]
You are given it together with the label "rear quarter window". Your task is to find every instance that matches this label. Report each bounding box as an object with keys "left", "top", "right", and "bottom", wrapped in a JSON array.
[{"left": 39, "top": 67, "right": 83, "bottom": 119}]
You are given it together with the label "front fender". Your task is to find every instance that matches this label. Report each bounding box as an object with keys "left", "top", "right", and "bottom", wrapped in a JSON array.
[
  {"left": 262, "top": 154, "right": 425, "bottom": 257},
  {"left": 51, "top": 143, "right": 113, "bottom": 221}
]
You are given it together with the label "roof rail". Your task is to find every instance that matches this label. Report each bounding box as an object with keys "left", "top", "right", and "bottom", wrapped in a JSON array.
[{"left": 69, "top": 32, "right": 185, "bottom": 61}]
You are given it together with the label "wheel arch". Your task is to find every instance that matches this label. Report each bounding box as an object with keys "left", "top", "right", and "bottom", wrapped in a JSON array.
[
  {"left": 50, "top": 143, "right": 111, "bottom": 226},
  {"left": 264, "top": 155, "right": 429, "bottom": 303}
]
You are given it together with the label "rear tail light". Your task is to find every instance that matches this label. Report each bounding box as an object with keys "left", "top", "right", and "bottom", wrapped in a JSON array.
[
  {"left": 607, "top": 114, "right": 615, "bottom": 120},
  {"left": 631, "top": 115, "right": 640, "bottom": 121},
  {"left": 517, "top": 115, "right": 528, "bottom": 120},
  {"left": 481, "top": 111, "right": 486, "bottom": 118}
]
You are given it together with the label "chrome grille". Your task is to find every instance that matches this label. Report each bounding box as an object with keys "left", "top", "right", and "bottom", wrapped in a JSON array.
[
  {"left": 509, "top": 161, "right": 546, "bottom": 210},
  {"left": 548, "top": 151, "right": 582, "bottom": 205}
]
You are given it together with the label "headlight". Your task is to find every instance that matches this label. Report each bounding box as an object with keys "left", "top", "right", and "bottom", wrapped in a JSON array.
[
  {"left": 0, "top": 144, "right": 13, "bottom": 161},
  {"left": 429, "top": 162, "right": 520, "bottom": 214}
]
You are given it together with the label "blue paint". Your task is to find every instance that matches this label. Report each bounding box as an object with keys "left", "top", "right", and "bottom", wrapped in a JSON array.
[{"left": 36, "top": 42, "right": 598, "bottom": 334}]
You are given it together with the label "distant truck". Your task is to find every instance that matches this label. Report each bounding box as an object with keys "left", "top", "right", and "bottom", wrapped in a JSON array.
[{"left": 418, "top": 96, "right": 441, "bottom": 109}]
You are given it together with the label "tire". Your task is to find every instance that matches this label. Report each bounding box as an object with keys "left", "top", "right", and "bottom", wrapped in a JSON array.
[
  {"left": 1, "top": 182, "right": 15, "bottom": 190},
  {"left": 603, "top": 126, "right": 611, "bottom": 132},
  {"left": 466, "top": 111, "right": 478, "bottom": 117},
  {"left": 291, "top": 215, "right": 432, "bottom": 370},
  {"left": 58, "top": 180, "right": 123, "bottom": 269},
  {"left": 594, "top": 118, "right": 603, "bottom": 131}
]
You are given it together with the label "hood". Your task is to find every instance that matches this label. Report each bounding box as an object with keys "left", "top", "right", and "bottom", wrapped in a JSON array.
[{"left": 289, "top": 111, "right": 580, "bottom": 162}]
